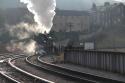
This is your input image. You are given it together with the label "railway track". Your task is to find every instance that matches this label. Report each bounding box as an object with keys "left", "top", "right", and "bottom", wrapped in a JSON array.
[
  {"left": 0, "top": 53, "right": 53, "bottom": 83},
  {"left": 0, "top": 71, "right": 18, "bottom": 83},
  {"left": 7, "top": 54, "right": 125, "bottom": 83},
  {"left": 0, "top": 53, "right": 25, "bottom": 62},
  {"left": 8, "top": 57, "right": 54, "bottom": 83},
  {"left": 12, "top": 56, "right": 80, "bottom": 83},
  {"left": 1, "top": 62, "right": 40, "bottom": 83},
  {"left": 26, "top": 55, "right": 99, "bottom": 83},
  {"left": 0, "top": 53, "right": 26, "bottom": 83},
  {"left": 28, "top": 55, "right": 125, "bottom": 83}
]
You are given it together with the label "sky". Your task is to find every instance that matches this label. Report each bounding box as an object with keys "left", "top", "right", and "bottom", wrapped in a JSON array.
[
  {"left": 0, "top": 0, "right": 121, "bottom": 10},
  {"left": 56, "top": 0, "right": 114, "bottom": 10},
  {"left": 0, "top": 0, "right": 24, "bottom": 9}
]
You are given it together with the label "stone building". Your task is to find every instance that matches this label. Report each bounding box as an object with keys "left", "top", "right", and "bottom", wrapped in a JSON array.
[
  {"left": 90, "top": 2, "right": 125, "bottom": 29},
  {"left": 52, "top": 9, "right": 90, "bottom": 32},
  {"left": 52, "top": 2, "right": 125, "bottom": 33}
]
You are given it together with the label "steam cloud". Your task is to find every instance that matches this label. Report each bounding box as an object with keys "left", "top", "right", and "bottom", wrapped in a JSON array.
[
  {"left": 5, "top": 23, "right": 37, "bottom": 55},
  {"left": 20, "top": 0, "right": 56, "bottom": 33},
  {"left": 6, "top": 39, "right": 36, "bottom": 55},
  {"left": 5, "top": 0, "right": 56, "bottom": 55}
]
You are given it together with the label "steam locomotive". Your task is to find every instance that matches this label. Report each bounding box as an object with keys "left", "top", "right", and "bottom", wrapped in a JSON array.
[{"left": 34, "top": 33, "right": 55, "bottom": 55}]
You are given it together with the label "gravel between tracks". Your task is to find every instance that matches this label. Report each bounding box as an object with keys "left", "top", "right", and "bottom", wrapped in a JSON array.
[
  {"left": 0, "top": 62, "right": 39, "bottom": 83},
  {"left": 0, "top": 73, "right": 15, "bottom": 83},
  {"left": 0, "top": 53, "right": 26, "bottom": 83}
]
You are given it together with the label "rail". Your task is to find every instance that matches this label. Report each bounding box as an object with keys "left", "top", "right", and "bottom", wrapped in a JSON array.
[
  {"left": 26, "top": 55, "right": 97, "bottom": 83},
  {"left": 9, "top": 57, "right": 54, "bottom": 83},
  {"left": 64, "top": 47, "right": 125, "bottom": 74},
  {"left": 0, "top": 72, "right": 20, "bottom": 83}
]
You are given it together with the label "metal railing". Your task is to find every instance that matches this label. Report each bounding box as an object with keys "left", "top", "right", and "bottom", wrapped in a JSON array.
[{"left": 64, "top": 47, "right": 125, "bottom": 74}]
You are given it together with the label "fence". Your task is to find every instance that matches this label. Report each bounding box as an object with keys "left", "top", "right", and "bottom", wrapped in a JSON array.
[{"left": 64, "top": 47, "right": 125, "bottom": 74}]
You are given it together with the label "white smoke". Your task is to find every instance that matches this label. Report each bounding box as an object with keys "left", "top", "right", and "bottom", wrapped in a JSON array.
[
  {"left": 20, "top": 0, "right": 56, "bottom": 33},
  {"left": 5, "top": 0, "right": 56, "bottom": 54},
  {"left": 6, "top": 39, "right": 36, "bottom": 55},
  {"left": 5, "top": 23, "right": 37, "bottom": 54},
  {"left": 7, "top": 23, "right": 35, "bottom": 40}
]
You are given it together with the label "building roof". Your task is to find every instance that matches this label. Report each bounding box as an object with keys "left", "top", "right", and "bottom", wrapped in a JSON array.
[
  {"left": 56, "top": 10, "right": 89, "bottom": 16},
  {"left": 92, "top": 3, "right": 124, "bottom": 12}
]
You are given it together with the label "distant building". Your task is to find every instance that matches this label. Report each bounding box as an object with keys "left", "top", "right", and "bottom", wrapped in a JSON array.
[
  {"left": 51, "top": 3, "right": 125, "bottom": 48},
  {"left": 52, "top": 9, "right": 90, "bottom": 32},
  {"left": 90, "top": 2, "right": 125, "bottom": 29},
  {"left": 52, "top": 2, "right": 125, "bottom": 32}
]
